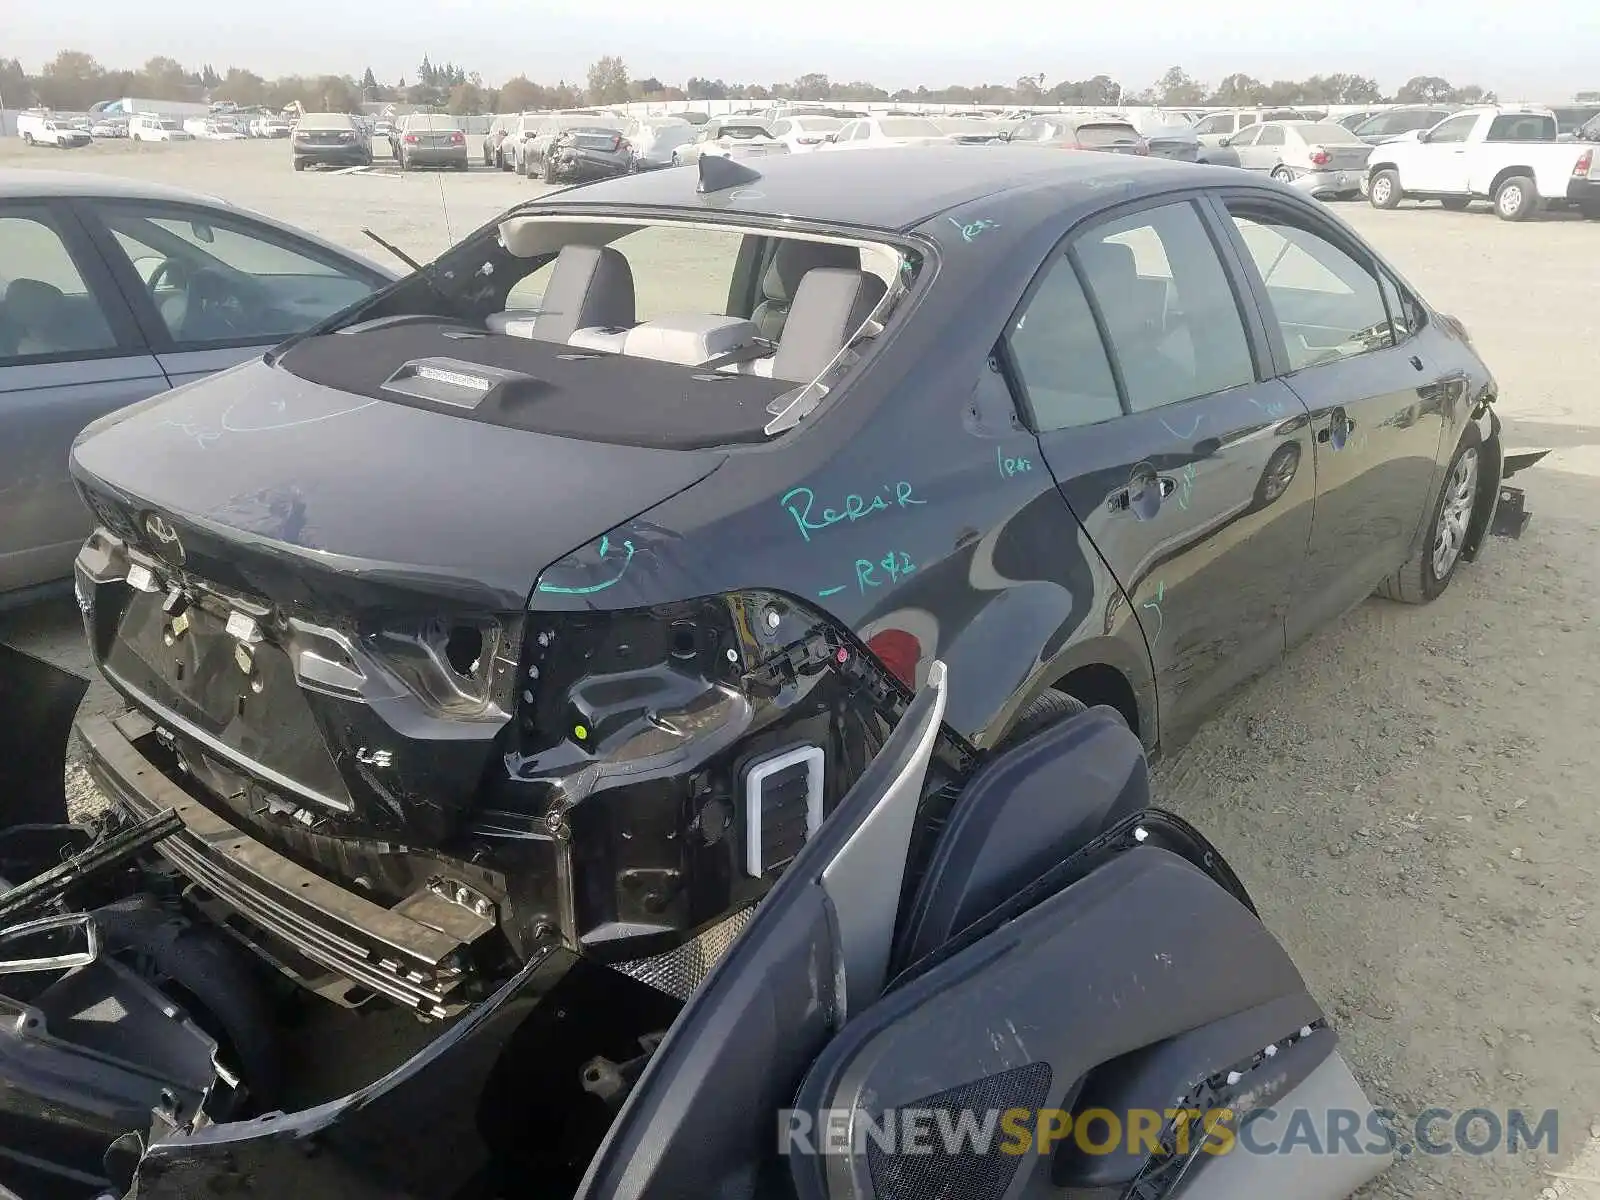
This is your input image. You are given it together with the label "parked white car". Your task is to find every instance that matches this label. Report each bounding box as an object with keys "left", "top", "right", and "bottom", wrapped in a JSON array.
[
  {"left": 129, "top": 114, "right": 195, "bottom": 142},
  {"left": 16, "top": 112, "right": 92, "bottom": 149},
  {"left": 1364, "top": 105, "right": 1600, "bottom": 221},
  {"left": 817, "top": 116, "right": 953, "bottom": 150},
  {"left": 251, "top": 115, "right": 292, "bottom": 138},
  {"left": 766, "top": 115, "right": 844, "bottom": 153},
  {"left": 671, "top": 120, "right": 789, "bottom": 166},
  {"left": 1221, "top": 120, "right": 1372, "bottom": 200},
  {"left": 1190, "top": 108, "right": 1317, "bottom": 153}
]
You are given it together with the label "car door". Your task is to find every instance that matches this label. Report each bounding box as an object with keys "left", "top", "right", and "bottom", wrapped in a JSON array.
[
  {"left": 76, "top": 198, "right": 390, "bottom": 388},
  {"left": 1004, "top": 195, "right": 1315, "bottom": 743},
  {"left": 1404, "top": 111, "right": 1479, "bottom": 191},
  {"left": 1212, "top": 190, "right": 1449, "bottom": 643},
  {"left": 1247, "top": 122, "right": 1287, "bottom": 171},
  {"left": 0, "top": 202, "right": 167, "bottom": 596},
  {"left": 1218, "top": 123, "right": 1261, "bottom": 166}
]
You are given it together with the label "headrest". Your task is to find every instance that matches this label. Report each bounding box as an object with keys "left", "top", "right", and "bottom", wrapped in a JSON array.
[
  {"left": 5, "top": 278, "right": 66, "bottom": 328},
  {"left": 621, "top": 314, "right": 760, "bottom": 366},
  {"left": 529, "top": 245, "right": 636, "bottom": 343},
  {"left": 1076, "top": 239, "right": 1139, "bottom": 284},
  {"left": 770, "top": 268, "right": 886, "bottom": 384},
  {"left": 761, "top": 240, "right": 859, "bottom": 305}
]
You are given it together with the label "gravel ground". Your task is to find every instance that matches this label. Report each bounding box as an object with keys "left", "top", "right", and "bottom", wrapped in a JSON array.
[{"left": 3, "top": 135, "right": 1599, "bottom": 1198}]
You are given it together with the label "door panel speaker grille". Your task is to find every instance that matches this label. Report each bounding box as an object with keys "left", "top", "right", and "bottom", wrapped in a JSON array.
[{"left": 865, "top": 1061, "right": 1053, "bottom": 1200}]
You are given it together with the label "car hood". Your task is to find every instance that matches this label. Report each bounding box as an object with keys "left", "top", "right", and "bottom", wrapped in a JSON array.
[{"left": 69, "top": 357, "right": 727, "bottom": 612}]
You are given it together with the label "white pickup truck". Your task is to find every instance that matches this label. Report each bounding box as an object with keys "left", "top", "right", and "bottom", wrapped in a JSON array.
[{"left": 1365, "top": 105, "right": 1600, "bottom": 221}]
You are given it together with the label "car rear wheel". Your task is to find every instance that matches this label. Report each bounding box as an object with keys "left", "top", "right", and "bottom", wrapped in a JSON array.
[
  {"left": 21, "top": 132, "right": 34, "bottom": 146},
  {"left": 1376, "top": 432, "right": 1482, "bottom": 604},
  {"left": 1271, "top": 166, "right": 1293, "bottom": 183},
  {"left": 1493, "top": 175, "right": 1536, "bottom": 221},
  {"left": 293, "top": 156, "right": 306, "bottom": 171},
  {"left": 1368, "top": 169, "right": 1402, "bottom": 209},
  {"left": 1000, "top": 689, "right": 1089, "bottom": 749}
]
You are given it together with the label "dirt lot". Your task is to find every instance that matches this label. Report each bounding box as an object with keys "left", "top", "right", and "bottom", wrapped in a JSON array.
[{"left": 4, "top": 136, "right": 1599, "bottom": 1198}]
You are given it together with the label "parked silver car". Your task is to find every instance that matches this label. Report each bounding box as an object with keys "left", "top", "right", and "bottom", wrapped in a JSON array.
[
  {"left": 1216, "top": 120, "right": 1372, "bottom": 200},
  {"left": 0, "top": 171, "right": 395, "bottom": 604}
]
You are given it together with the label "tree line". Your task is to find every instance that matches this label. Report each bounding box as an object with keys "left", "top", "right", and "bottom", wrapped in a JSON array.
[{"left": 0, "top": 50, "right": 1498, "bottom": 116}]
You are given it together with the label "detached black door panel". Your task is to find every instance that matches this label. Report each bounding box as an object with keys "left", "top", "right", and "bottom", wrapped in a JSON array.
[
  {"left": 1216, "top": 195, "right": 1447, "bottom": 643},
  {"left": 1007, "top": 198, "right": 1313, "bottom": 744}
]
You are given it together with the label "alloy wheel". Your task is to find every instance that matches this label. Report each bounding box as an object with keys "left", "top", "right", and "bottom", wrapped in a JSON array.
[{"left": 1431, "top": 448, "right": 1478, "bottom": 579}]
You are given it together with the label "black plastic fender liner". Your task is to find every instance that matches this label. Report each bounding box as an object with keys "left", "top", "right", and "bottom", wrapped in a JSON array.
[
  {"left": 790, "top": 846, "right": 1313, "bottom": 1200},
  {"left": 892, "top": 704, "right": 1148, "bottom": 970}
]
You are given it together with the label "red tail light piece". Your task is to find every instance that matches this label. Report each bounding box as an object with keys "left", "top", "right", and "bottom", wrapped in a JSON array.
[
  {"left": 450, "top": 131, "right": 465, "bottom": 144},
  {"left": 796, "top": 136, "right": 824, "bottom": 145},
  {"left": 865, "top": 629, "right": 921, "bottom": 689},
  {"left": 1310, "top": 146, "right": 1331, "bottom": 167},
  {"left": 403, "top": 133, "right": 418, "bottom": 144},
  {"left": 1573, "top": 149, "right": 1593, "bottom": 176}
]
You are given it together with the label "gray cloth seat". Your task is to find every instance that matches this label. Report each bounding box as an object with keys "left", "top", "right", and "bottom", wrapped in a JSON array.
[
  {"left": 1075, "top": 239, "right": 1196, "bottom": 411},
  {"left": 768, "top": 267, "right": 887, "bottom": 384},
  {"left": 752, "top": 240, "right": 860, "bottom": 342},
  {"left": 6, "top": 279, "right": 72, "bottom": 355},
  {"left": 520, "top": 245, "right": 637, "bottom": 343}
]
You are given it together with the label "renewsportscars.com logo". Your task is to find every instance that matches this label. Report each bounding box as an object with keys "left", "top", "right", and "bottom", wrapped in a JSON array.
[{"left": 780, "top": 1106, "right": 1560, "bottom": 1160}]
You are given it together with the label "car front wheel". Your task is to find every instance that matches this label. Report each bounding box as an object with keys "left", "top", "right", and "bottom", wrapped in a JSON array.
[
  {"left": 1368, "top": 169, "right": 1402, "bottom": 209},
  {"left": 1377, "top": 433, "right": 1482, "bottom": 604}
]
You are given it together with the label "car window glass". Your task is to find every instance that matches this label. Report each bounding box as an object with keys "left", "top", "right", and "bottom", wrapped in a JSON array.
[
  {"left": 504, "top": 226, "right": 747, "bottom": 324},
  {"left": 1428, "top": 114, "right": 1478, "bottom": 143},
  {"left": 852, "top": 123, "right": 873, "bottom": 140},
  {"left": 771, "top": 120, "right": 790, "bottom": 136},
  {"left": 1257, "top": 125, "right": 1285, "bottom": 146},
  {"left": 1487, "top": 114, "right": 1557, "bottom": 141},
  {"left": 1230, "top": 126, "right": 1262, "bottom": 147},
  {"left": 1239, "top": 113, "right": 1258, "bottom": 127},
  {"left": 0, "top": 214, "right": 117, "bottom": 362},
  {"left": 1004, "top": 254, "right": 1122, "bottom": 430},
  {"left": 1227, "top": 208, "right": 1394, "bottom": 370},
  {"left": 1075, "top": 202, "right": 1255, "bottom": 412},
  {"left": 97, "top": 206, "right": 380, "bottom": 346},
  {"left": 1378, "top": 271, "right": 1423, "bottom": 342}
]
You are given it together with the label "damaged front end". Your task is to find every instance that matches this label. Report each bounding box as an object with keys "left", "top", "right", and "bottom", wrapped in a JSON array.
[{"left": 74, "top": 507, "right": 935, "bottom": 1023}]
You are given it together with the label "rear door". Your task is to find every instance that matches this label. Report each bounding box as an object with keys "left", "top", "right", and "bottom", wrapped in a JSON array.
[
  {"left": 74, "top": 197, "right": 389, "bottom": 388},
  {"left": 1212, "top": 190, "right": 1449, "bottom": 643},
  {"left": 1244, "top": 123, "right": 1286, "bottom": 171},
  {"left": 0, "top": 202, "right": 166, "bottom": 595},
  {"left": 1006, "top": 194, "right": 1315, "bottom": 744}
]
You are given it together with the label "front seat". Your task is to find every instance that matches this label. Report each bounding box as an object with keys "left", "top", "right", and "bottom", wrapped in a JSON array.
[
  {"left": 751, "top": 240, "right": 859, "bottom": 342},
  {"left": 1075, "top": 239, "right": 1191, "bottom": 409},
  {"left": 767, "top": 267, "right": 887, "bottom": 384},
  {"left": 5, "top": 279, "right": 72, "bottom": 356},
  {"left": 510, "top": 245, "right": 636, "bottom": 343}
]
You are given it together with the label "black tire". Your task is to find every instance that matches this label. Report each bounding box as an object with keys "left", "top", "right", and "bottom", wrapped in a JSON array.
[
  {"left": 95, "top": 897, "right": 282, "bottom": 1114},
  {"left": 1440, "top": 197, "right": 1471, "bottom": 211},
  {"left": 541, "top": 158, "right": 555, "bottom": 183},
  {"left": 21, "top": 132, "right": 34, "bottom": 146},
  {"left": 1000, "top": 689, "right": 1089, "bottom": 749},
  {"left": 1271, "top": 166, "right": 1293, "bottom": 184},
  {"left": 1368, "top": 169, "right": 1402, "bottom": 209},
  {"left": 1493, "top": 175, "right": 1536, "bottom": 221},
  {"left": 399, "top": 151, "right": 409, "bottom": 172},
  {"left": 1376, "top": 430, "right": 1484, "bottom": 605},
  {"left": 293, "top": 156, "right": 306, "bottom": 171}
]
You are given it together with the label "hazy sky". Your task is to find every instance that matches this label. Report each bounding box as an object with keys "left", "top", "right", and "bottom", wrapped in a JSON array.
[{"left": 7, "top": 0, "right": 1597, "bottom": 98}]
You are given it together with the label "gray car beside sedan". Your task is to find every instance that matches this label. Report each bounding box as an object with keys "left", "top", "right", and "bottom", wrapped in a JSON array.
[
  {"left": 391, "top": 113, "right": 470, "bottom": 171},
  {"left": 0, "top": 170, "right": 395, "bottom": 605}
]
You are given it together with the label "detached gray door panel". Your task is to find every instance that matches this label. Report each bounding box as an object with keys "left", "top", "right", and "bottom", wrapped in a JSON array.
[{"left": 0, "top": 357, "right": 168, "bottom": 592}]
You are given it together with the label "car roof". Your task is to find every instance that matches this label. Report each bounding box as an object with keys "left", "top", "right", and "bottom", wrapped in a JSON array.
[
  {"left": 0, "top": 169, "right": 233, "bottom": 205},
  {"left": 529, "top": 145, "right": 1228, "bottom": 233}
]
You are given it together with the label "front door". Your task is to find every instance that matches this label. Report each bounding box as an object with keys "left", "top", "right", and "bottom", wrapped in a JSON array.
[
  {"left": 0, "top": 203, "right": 167, "bottom": 595},
  {"left": 75, "top": 197, "right": 388, "bottom": 388},
  {"left": 1007, "top": 196, "right": 1316, "bottom": 744},
  {"left": 1403, "top": 111, "right": 1479, "bottom": 193},
  {"left": 1212, "top": 191, "right": 1449, "bottom": 643}
]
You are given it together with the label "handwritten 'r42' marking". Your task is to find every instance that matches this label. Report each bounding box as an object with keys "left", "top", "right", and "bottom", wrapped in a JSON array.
[{"left": 997, "top": 446, "right": 1034, "bottom": 479}]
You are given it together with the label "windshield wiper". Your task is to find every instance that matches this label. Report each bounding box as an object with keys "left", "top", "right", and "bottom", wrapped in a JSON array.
[{"left": 362, "top": 227, "right": 425, "bottom": 272}]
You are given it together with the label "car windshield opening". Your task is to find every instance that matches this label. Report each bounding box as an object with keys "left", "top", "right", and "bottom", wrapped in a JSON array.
[{"left": 271, "top": 214, "right": 919, "bottom": 450}]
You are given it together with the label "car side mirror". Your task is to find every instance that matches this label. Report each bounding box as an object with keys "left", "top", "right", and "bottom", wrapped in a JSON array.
[
  {"left": 824, "top": 133, "right": 837, "bottom": 142},
  {"left": 190, "top": 221, "right": 214, "bottom": 244},
  {"left": 1218, "top": 136, "right": 1232, "bottom": 147},
  {"left": 998, "top": 130, "right": 1012, "bottom": 142},
  {"left": 1417, "top": 130, "right": 1431, "bottom": 143}
]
